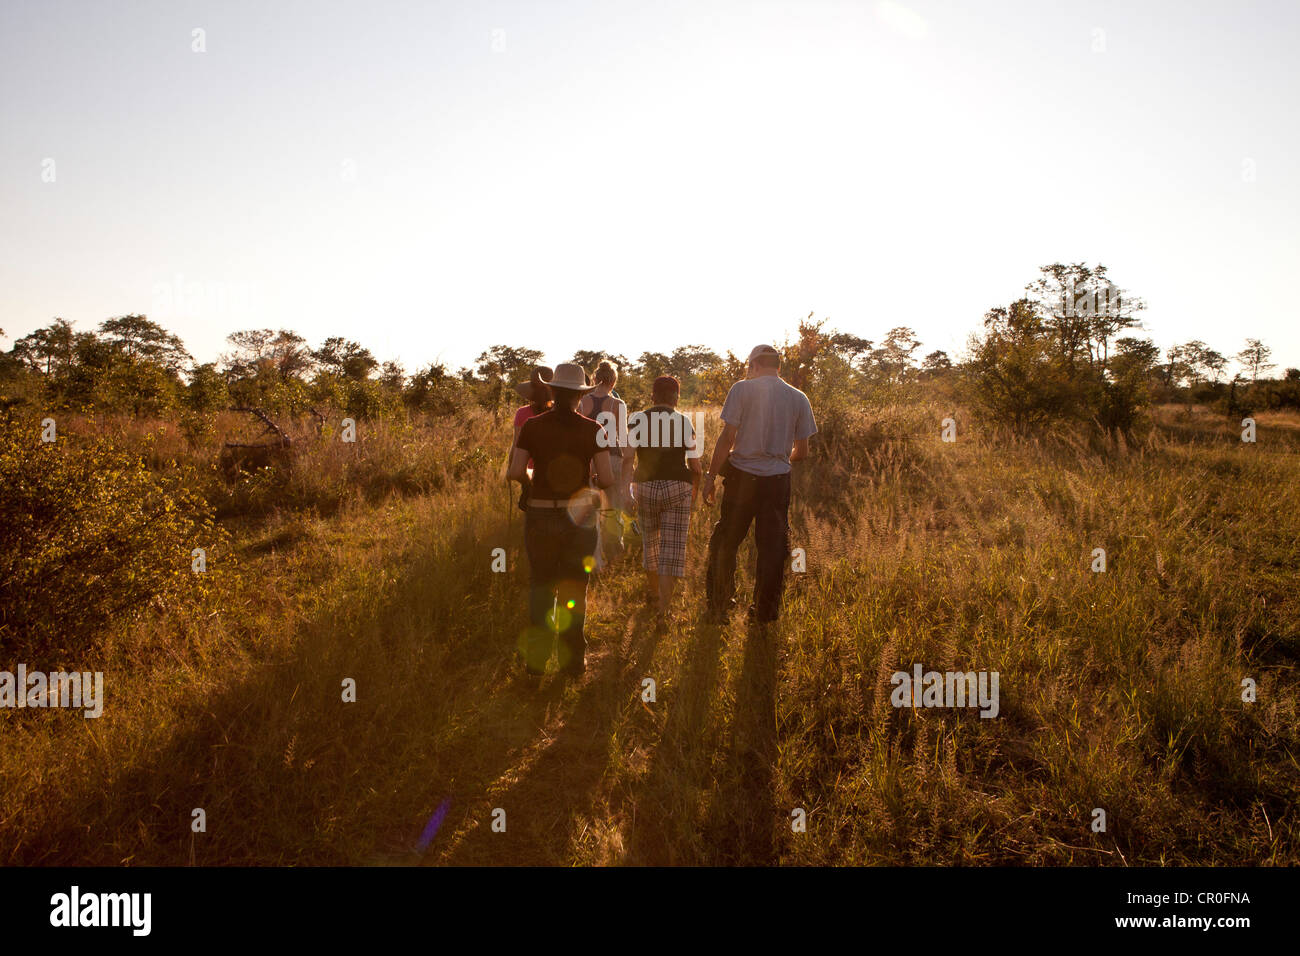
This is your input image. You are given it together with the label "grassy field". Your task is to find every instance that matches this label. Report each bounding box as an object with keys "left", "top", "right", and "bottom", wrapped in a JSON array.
[{"left": 3, "top": 403, "right": 1299, "bottom": 865}]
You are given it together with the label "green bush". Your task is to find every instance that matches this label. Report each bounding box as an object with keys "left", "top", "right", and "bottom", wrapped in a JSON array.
[{"left": 0, "top": 415, "right": 225, "bottom": 659}]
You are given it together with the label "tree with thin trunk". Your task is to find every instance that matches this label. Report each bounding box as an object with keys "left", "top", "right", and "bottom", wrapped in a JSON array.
[{"left": 1236, "top": 338, "right": 1274, "bottom": 384}]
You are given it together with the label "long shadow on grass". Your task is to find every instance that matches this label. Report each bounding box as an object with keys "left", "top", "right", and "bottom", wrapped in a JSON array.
[
  {"left": 14, "top": 508, "right": 587, "bottom": 865},
  {"left": 699, "top": 622, "right": 779, "bottom": 865},
  {"left": 434, "top": 616, "right": 661, "bottom": 865},
  {"left": 622, "top": 617, "right": 729, "bottom": 864}
]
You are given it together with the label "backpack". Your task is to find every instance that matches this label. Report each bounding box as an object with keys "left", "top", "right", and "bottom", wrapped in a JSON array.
[{"left": 586, "top": 394, "right": 620, "bottom": 444}]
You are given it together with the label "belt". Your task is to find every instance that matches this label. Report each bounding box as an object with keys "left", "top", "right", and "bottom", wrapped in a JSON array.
[{"left": 527, "top": 494, "right": 598, "bottom": 509}]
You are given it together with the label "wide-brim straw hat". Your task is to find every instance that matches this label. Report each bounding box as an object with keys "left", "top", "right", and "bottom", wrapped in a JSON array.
[
  {"left": 513, "top": 367, "right": 554, "bottom": 402},
  {"left": 513, "top": 380, "right": 543, "bottom": 402},
  {"left": 548, "top": 363, "right": 595, "bottom": 392}
]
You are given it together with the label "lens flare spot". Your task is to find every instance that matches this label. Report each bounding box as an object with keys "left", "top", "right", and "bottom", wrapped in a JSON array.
[
  {"left": 582, "top": 555, "right": 596, "bottom": 573},
  {"left": 548, "top": 605, "right": 574, "bottom": 633},
  {"left": 566, "top": 599, "right": 576, "bottom": 609},
  {"left": 416, "top": 798, "right": 452, "bottom": 852}
]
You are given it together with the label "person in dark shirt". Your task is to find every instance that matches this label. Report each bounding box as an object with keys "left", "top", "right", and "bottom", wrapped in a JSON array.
[
  {"left": 628, "top": 375, "right": 701, "bottom": 622},
  {"left": 508, "top": 363, "right": 615, "bottom": 678}
]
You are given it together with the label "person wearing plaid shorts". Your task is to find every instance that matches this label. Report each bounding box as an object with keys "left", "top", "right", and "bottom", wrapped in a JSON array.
[
  {"left": 637, "top": 479, "right": 692, "bottom": 576},
  {"left": 628, "top": 376, "right": 701, "bottom": 620}
]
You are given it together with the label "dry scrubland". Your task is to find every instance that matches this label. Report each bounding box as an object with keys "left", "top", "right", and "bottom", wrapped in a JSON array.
[{"left": 2, "top": 403, "right": 1299, "bottom": 865}]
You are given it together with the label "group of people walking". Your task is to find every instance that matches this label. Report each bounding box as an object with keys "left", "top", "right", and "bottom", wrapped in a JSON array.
[{"left": 505, "top": 345, "right": 817, "bottom": 677}]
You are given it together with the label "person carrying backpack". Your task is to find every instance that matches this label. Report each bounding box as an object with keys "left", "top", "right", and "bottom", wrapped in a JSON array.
[{"left": 579, "top": 360, "right": 632, "bottom": 569}]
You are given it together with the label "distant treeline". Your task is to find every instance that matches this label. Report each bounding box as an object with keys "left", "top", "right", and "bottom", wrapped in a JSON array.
[{"left": 3, "top": 262, "right": 1297, "bottom": 431}]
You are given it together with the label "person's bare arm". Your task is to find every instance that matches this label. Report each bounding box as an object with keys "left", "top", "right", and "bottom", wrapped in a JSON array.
[
  {"left": 617, "top": 411, "right": 637, "bottom": 513},
  {"left": 509, "top": 423, "right": 523, "bottom": 461},
  {"left": 703, "top": 422, "right": 738, "bottom": 505},
  {"left": 790, "top": 437, "right": 810, "bottom": 463},
  {"left": 592, "top": 450, "right": 615, "bottom": 489},
  {"left": 708, "top": 422, "right": 737, "bottom": 475},
  {"left": 685, "top": 419, "right": 703, "bottom": 500},
  {"left": 592, "top": 415, "right": 625, "bottom": 486},
  {"left": 507, "top": 446, "right": 530, "bottom": 484},
  {"left": 618, "top": 453, "right": 634, "bottom": 504}
]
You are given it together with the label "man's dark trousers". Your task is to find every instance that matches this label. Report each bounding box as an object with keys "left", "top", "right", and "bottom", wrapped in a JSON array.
[
  {"left": 706, "top": 465, "right": 792, "bottom": 622},
  {"left": 524, "top": 507, "right": 597, "bottom": 673}
]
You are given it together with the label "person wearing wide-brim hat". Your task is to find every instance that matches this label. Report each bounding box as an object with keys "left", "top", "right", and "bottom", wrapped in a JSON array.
[
  {"left": 509, "top": 366, "right": 555, "bottom": 512},
  {"left": 513, "top": 366, "right": 553, "bottom": 407},
  {"left": 512, "top": 366, "right": 554, "bottom": 447},
  {"left": 507, "top": 363, "right": 615, "bottom": 679}
]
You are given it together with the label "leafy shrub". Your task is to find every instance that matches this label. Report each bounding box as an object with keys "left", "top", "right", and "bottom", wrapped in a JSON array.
[
  {"left": 206, "top": 411, "right": 498, "bottom": 518},
  {"left": 0, "top": 415, "right": 225, "bottom": 659}
]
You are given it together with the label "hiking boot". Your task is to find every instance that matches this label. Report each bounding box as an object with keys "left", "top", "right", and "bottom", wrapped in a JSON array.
[
  {"left": 515, "top": 650, "right": 545, "bottom": 678},
  {"left": 705, "top": 599, "right": 738, "bottom": 624}
]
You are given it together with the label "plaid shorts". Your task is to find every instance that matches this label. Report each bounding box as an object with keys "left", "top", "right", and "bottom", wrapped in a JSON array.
[{"left": 635, "top": 479, "right": 693, "bottom": 577}]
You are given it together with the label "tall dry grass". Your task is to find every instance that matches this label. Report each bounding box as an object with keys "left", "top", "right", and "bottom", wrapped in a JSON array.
[{"left": 1, "top": 403, "right": 1296, "bottom": 865}]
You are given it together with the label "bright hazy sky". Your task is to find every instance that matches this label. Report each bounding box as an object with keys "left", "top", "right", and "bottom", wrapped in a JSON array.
[{"left": 3, "top": 0, "right": 1297, "bottom": 374}]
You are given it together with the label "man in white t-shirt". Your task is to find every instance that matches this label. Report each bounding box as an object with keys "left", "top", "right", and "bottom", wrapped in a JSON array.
[{"left": 702, "top": 344, "right": 817, "bottom": 623}]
